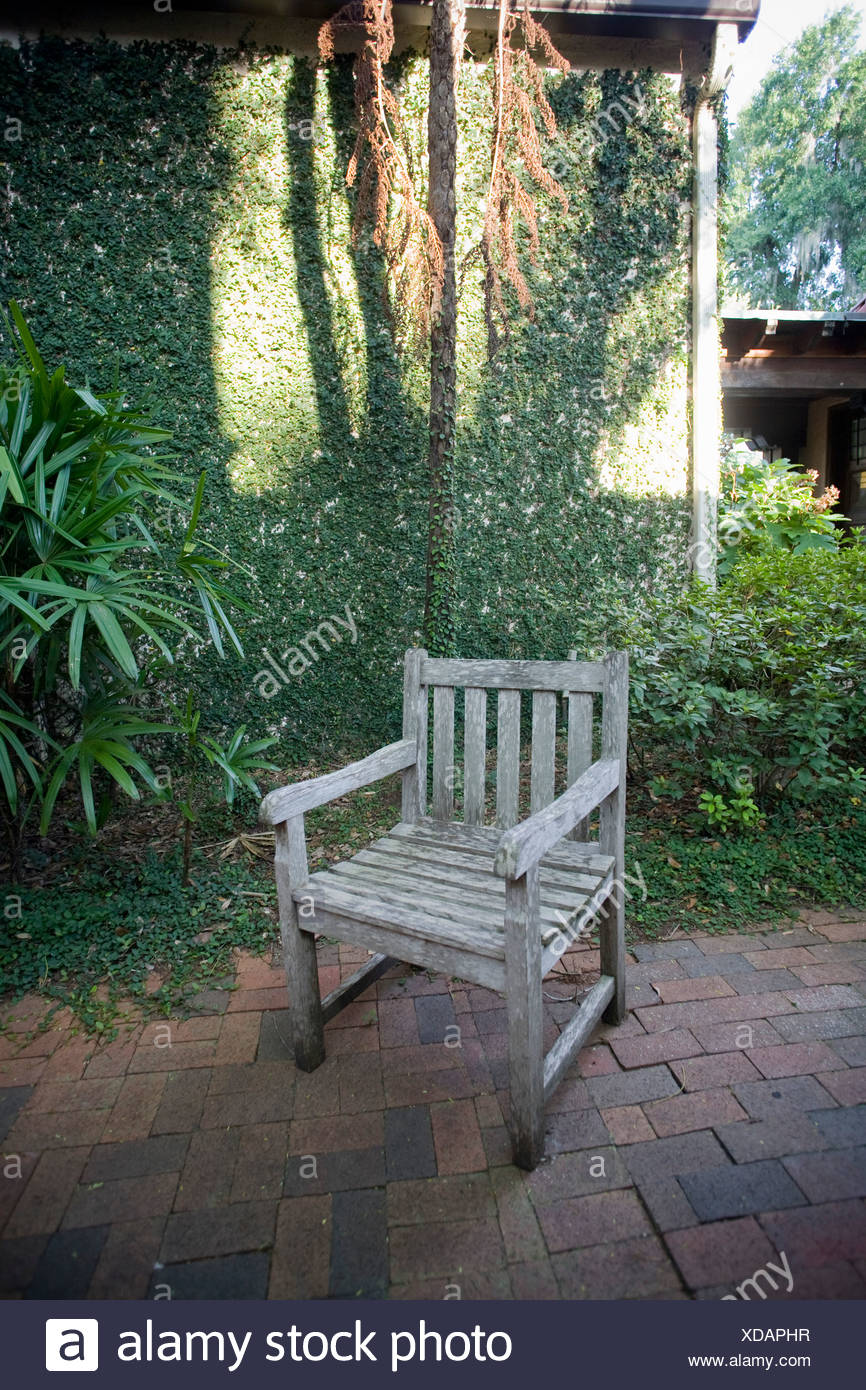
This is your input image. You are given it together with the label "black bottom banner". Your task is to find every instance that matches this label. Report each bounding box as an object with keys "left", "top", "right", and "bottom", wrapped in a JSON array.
[{"left": 3, "top": 1299, "right": 859, "bottom": 1386}]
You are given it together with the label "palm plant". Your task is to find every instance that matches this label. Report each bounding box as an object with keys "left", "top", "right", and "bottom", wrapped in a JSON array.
[
  {"left": 0, "top": 303, "right": 275, "bottom": 875},
  {"left": 166, "top": 692, "right": 279, "bottom": 885}
]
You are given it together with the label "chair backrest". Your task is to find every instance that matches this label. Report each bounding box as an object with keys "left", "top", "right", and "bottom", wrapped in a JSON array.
[{"left": 400, "top": 650, "right": 625, "bottom": 830}]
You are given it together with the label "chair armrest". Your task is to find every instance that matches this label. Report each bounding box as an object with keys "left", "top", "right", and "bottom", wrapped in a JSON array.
[
  {"left": 494, "top": 757, "right": 620, "bottom": 880},
  {"left": 259, "top": 738, "right": 417, "bottom": 826}
]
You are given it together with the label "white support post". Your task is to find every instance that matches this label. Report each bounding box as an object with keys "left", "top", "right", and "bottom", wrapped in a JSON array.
[{"left": 691, "top": 23, "right": 739, "bottom": 588}]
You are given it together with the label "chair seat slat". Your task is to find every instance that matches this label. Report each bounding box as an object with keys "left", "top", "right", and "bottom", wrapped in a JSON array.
[
  {"left": 388, "top": 819, "right": 609, "bottom": 871},
  {"left": 359, "top": 837, "right": 611, "bottom": 894},
  {"left": 322, "top": 860, "right": 581, "bottom": 944},
  {"left": 302, "top": 852, "right": 609, "bottom": 949}
]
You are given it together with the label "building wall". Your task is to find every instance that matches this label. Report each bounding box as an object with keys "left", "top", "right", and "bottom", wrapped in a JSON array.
[
  {"left": 0, "top": 34, "right": 694, "bottom": 756},
  {"left": 802, "top": 396, "right": 850, "bottom": 489}
]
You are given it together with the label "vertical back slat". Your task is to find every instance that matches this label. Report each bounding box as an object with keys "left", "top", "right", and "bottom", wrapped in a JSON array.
[
  {"left": 463, "top": 687, "right": 487, "bottom": 825},
  {"left": 432, "top": 685, "right": 455, "bottom": 821},
  {"left": 566, "top": 694, "right": 593, "bottom": 838},
  {"left": 496, "top": 689, "right": 521, "bottom": 828},
  {"left": 417, "top": 682, "right": 429, "bottom": 816},
  {"left": 530, "top": 690, "right": 556, "bottom": 814}
]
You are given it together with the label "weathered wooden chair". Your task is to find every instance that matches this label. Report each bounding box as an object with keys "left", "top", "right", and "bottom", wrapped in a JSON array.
[{"left": 260, "top": 649, "right": 628, "bottom": 1169}]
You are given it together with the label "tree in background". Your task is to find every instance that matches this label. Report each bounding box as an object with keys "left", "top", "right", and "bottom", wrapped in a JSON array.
[
  {"left": 726, "top": 4, "right": 866, "bottom": 310},
  {"left": 319, "top": 0, "right": 567, "bottom": 654}
]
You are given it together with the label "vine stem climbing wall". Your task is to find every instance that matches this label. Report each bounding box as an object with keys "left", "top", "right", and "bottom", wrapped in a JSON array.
[{"left": 424, "top": 0, "right": 466, "bottom": 655}]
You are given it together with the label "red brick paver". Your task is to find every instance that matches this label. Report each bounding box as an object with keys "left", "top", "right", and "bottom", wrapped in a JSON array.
[{"left": 2, "top": 916, "right": 865, "bottom": 1301}]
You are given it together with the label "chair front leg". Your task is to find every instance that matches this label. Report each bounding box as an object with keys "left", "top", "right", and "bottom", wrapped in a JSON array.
[
  {"left": 599, "top": 650, "right": 628, "bottom": 1026},
  {"left": 274, "top": 816, "right": 324, "bottom": 1071},
  {"left": 504, "top": 865, "right": 544, "bottom": 1170}
]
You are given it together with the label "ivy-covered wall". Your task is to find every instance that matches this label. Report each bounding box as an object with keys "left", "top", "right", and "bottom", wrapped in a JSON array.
[{"left": 0, "top": 37, "right": 693, "bottom": 759}]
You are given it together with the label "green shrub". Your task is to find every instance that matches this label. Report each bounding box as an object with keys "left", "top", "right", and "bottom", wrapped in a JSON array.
[
  {"left": 718, "top": 443, "right": 843, "bottom": 575},
  {"left": 593, "top": 543, "right": 866, "bottom": 825}
]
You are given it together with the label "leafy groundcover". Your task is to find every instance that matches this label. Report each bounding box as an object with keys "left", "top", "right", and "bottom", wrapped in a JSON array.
[{"left": 3, "top": 784, "right": 865, "bottom": 1041}]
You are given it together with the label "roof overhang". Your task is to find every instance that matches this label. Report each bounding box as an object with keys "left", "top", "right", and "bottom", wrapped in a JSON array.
[
  {"left": 1, "top": 0, "right": 760, "bottom": 43},
  {"left": 722, "top": 310, "right": 866, "bottom": 399},
  {"left": 0, "top": 1, "right": 760, "bottom": 80},
  {"left": 175, "top": 0, "right": 761, "bottom": 39},
  {"left": 435, "top": 1, "right": 759, "bottom": 40}
]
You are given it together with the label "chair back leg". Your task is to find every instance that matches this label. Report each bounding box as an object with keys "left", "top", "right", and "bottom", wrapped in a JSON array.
[{"left": 275, "top": 817, "right": 324, "bottom": 1071}]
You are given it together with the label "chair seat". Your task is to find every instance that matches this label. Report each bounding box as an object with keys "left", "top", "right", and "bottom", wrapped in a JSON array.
[{"left": 294, "top": 819, "right": 615, "bottom": 983}]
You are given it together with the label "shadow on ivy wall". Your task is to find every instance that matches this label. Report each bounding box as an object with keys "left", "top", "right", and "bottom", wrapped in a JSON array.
[
  {"left": 0, "top": 38, "right": 697, "bottom": 766},
  {"left": 453, "top": 67, "right": 694, "bottom": 666},
  {"left": 272, "top": 56, "right": 428, "bottom": 750},
  {"left": 0, "top": 35, "right": 252, "bottom": 720},
  {"left": 208, "top": 50, "right": 433, "bottom": 755}
]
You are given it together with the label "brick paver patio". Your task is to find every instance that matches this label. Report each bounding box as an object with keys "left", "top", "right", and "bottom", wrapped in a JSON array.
[{"left": 2, "top": 913, "right": 865, "bottom": 1300}]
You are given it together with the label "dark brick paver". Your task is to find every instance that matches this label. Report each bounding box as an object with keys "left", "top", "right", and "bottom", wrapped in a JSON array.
[
  {"left": 26, "top": 1226, "right": 109, "bottom": 1299},
  {"left": 151, "top": 1070, "right": 212, "bottom": 1135},
  {"left": 329, "top": 1188, "right": 388, "bottom": 1297},
  {"left": 772, "top": 1009, "right": 865, "bottom": 1042},
  {"left": 715, "top": 1112, "right": 829, "bottom": 1162},
  {"left": 2, "top": 918, "right": 865, "bottom": 1299},
  {"left": 680, "top": 953, "right": 757, "bottom": 978},
  {"left": 587, "top": 1064, "right": 681, "bottom": 1108},
  {"left": 678, "top": 1158, "right": 806, "bottom": 1221},
  {"left": 150, "top": 1252, "right": 270, "bottom": 1300},
  {"left": 83, "top": 1136, "right": 189, "bottom": 1184},
  {"left": 782, "top": 1147, "right": 866, "bottom": 1202},
  {"left": 729, "top": 969, "right": 802, "bottom": 994},
  {"left": 0, "top": 1087, "right": 32, "bottom": 1144},
  {"left": 283, "top": 1145, "right": 385, "bottom": 1196},
  {"left": 414, "top": 994, "right": 457, "bottom": 1045},
  {"left": 383, "top": 1105, "right": 437, "bottom": 1181},
  {"left": 809, "top": 1104, "right": 866, "bottom": 1148}
]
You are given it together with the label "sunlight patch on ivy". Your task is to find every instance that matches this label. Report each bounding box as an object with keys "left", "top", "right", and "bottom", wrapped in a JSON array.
[{"left": 209, "top": 59, "right": 369, "bottom": 494}]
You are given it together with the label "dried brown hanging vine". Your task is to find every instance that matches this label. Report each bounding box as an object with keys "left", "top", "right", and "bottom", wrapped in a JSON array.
[
  {"left": 480, "top": 0, "right": 570, "bottom": 354},
  {"left": 319, "top": 0, "right": 443, "bottom": 344},
  {"left": 321, "top": 0, "right": 569, "bottom": 356}
]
